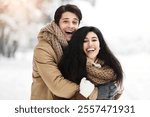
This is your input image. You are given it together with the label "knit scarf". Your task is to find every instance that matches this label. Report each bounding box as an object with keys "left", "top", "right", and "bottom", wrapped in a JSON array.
[
  {"left": 37, "top": 22, "right": 116, "bottom": 85},
  {"left": 37, "top": 21, "right": 68, "bottom": 63},
  {"left": 86, "top": 58, "right": 116, "bottom": 86}
]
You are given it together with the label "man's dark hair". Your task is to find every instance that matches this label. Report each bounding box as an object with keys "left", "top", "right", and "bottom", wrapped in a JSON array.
[{"left": 54, "top": 4, "right": 82, "bottom": 25}]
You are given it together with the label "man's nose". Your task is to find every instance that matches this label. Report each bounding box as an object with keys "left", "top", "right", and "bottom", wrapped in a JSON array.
[{"left": 68, "top": 22, "right": 74, "bottom": 28}]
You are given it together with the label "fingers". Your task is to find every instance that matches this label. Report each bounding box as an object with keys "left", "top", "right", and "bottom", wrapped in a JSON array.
[
  {"left": 109, "top": 84, "right": 117, "bottom": 90},
  {"left": 81, "top": 77, "right": 92, "bottom": 84},
  {"left": 80, "top": 77, "right": 86, "bottom": 85},
  {"left": 81, "top": 77, "right": 86, "bottom": 81},
  {"left": 79, "top": 77, "right": 95, "bottom": 98},
  {"left": 109, "top": 85, "right": 117, "bottom": 98},
  {"left": 104, "top": 82, "right": 117, "bottom": 99}
]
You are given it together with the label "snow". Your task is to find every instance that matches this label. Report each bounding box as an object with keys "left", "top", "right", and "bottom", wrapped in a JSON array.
[
  {"left": 118, "top": 53, "right": 150, "bottom": 100},
  {"left": 0, "top": 51, "right": 32, "bottom": 100}
]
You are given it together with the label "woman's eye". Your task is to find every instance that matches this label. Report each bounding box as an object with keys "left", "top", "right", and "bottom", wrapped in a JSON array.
[
  {"left": 92, "top": 39, "right": 97, "bottom": 42},
  {"left": 83, "top": 40, "right": 88, "bottom": 42}
]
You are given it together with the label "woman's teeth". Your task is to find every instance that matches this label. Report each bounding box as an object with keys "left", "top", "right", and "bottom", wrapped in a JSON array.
[{"left": 87, "top": 48, "right": 95, "bottom": 52}]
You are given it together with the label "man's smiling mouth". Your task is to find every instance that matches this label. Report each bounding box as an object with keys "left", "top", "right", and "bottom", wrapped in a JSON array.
[{"left": 65, "top": 32, "right": 73, "bottom": 34}]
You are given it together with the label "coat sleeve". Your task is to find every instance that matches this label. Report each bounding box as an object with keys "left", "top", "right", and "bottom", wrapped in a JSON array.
[
  {"left": 115, "top": 84, "right": 124, "bottom": 100},
  {"left": 33, "top": 40, "right": 79, "bottom": 99}
]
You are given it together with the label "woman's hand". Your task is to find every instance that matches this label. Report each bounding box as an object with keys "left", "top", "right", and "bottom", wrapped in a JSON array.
[
  {"left": 97, "top": 82, "right": 117, "bottom": 100},
  {"left": 79, "top": 77, "right": 95, "bottom": 98}
]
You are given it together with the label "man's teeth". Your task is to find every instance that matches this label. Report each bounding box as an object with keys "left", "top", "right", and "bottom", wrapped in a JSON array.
[{"left": 66, "top": 32, "right": 72, "bottom": 34}]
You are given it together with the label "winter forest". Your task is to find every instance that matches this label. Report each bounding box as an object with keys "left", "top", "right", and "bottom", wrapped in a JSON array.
[{"left": 0, "top": 0, "right": 150, "bottom": 100}]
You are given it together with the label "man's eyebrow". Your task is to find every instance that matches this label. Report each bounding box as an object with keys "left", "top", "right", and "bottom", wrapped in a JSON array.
[{"left": 61, "top": 18, "right": 79, "bottom": 21}]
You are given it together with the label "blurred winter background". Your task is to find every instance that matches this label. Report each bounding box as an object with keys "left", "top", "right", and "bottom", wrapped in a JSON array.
[{"left": 0, "top": 0, "right": 150, "bottom": 100}]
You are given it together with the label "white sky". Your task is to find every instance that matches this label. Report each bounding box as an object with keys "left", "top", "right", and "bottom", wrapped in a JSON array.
[{"left": 72, "top": 0, "right": 150, "bottom": 39}]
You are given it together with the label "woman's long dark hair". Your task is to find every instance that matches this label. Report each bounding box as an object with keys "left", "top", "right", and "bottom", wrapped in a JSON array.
[{"left": 58, "top": 26, "right": 123, "bottom": 85}]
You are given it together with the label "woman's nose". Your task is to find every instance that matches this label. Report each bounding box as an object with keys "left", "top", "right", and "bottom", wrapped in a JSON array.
[{"left": 88, "top": 41, "right": 93, "bottom": 46}]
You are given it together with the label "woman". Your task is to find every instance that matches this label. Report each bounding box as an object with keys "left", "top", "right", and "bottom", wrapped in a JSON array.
[{"left": 58, "top": 26, "right": 124, "bottom": 99}]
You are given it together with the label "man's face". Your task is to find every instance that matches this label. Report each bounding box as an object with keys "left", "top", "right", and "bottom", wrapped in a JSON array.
[{"left": 59, "top": 11, "right": 79, "bottom": 41}]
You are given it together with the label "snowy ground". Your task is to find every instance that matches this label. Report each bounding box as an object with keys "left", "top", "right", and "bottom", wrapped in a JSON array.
[
  {"left": 0, "top": 51, "right": 150, "bottom": 100},
  {"left": 0, "top": 51, "right": 32, "bottom": 100},
  {"left": 118, "top": 53, "right": 150, "bottom": 100}
]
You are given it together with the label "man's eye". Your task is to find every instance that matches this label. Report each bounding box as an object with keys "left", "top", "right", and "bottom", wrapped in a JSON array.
[
  {"left": 63, "top": 21, "right": 68, "bottom": 23},
  {"left": 73, "top": 21, "right": 78, "bottom": 25}
]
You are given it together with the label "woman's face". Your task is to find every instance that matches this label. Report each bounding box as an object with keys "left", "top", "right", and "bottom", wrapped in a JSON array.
[
  {"left": 59, "top": 12, "right": 79, "bottom": 41},
  {"left": 83, "top": 32, "right": 100, "bottom": 61}
]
